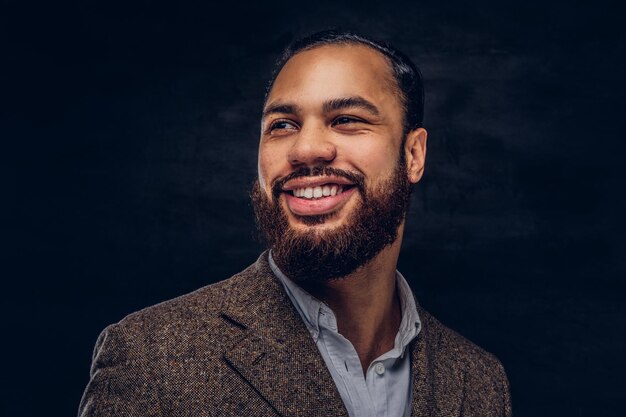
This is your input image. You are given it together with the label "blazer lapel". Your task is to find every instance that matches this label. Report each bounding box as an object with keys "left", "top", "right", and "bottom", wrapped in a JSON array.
[
  {"left": 410, "top": 307, "right": 464, "bottom": 417},
  {"left": 221, "top": 253, "right": 348, "bottom": 417}
]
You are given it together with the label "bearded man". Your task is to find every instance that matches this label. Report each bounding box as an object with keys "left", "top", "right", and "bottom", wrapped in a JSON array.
[{"left": 79, "top": 31, "right": 512, "bottom": 417}]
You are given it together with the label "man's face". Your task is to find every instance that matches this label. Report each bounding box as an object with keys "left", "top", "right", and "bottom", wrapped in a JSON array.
[{"left": 253, "top": 44, "right": 425, "bottom": 281}]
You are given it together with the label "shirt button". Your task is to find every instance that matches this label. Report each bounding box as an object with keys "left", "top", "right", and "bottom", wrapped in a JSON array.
[{"left": 375, "top": 362, "right": 385, "bottom": 375}]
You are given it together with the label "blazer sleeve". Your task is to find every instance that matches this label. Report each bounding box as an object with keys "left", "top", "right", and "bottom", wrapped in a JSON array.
[
  {"left": 78, "top": 324, "right": 162, "bottom": 417},
  {"left": 497, "top": 359, "right": 513, "bottom": 417}
]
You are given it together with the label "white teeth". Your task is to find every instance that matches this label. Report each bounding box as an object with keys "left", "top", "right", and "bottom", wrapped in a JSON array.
[{"left": 293, "top": 184, "right": 347, "bottom": 199}]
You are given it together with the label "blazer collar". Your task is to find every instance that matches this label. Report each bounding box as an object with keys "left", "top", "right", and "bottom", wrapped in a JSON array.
[{"left": 220, "top": 251, "right": 349, "bottom": 417}]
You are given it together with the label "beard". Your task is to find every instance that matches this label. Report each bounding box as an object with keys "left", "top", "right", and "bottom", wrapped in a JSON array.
[{"left": 251, "top": 152, "right": 412, "bottom": 283}]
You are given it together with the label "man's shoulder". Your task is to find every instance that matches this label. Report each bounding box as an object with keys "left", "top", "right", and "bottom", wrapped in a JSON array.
[
  {"left": 107, "top": 253, "right": 270, "bottom": 339},
  {"left": 418, "top": 305, "right": 509, "bottom": 387},
  {"left": 115, "top": 278, "right": 228, "bottom": 331},
  {"left": 422, "top": 308, "right": 499, "bottom": 362}
]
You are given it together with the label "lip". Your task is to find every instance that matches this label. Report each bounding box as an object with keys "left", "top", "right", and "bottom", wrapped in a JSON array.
[{"left": 284, "top": 187, "right": 357, "bottom": 217}]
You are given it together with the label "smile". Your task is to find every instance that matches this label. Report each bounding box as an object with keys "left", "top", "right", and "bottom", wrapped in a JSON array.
[{"left": 281, "top": 176, "right": 358, "bottom": 216}]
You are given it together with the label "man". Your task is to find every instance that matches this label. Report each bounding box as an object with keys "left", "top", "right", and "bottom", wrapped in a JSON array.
[{"left": 79, "top": 31, "right": 512, "bottom": 417}]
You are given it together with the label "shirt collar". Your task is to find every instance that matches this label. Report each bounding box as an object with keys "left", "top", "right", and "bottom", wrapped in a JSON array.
[
  {"left": 394, "top": 270, "right": 422, "bottom": 357},
  {"left": 268, "top": 251, "right": 421, "bottom": 352},
  {"left": 269, "top": 252, "right": 325, "bottom": 340}
]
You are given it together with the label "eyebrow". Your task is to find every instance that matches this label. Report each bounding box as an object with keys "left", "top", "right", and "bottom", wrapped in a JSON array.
[
  {"left": 323, "top": 96, "right": 380, "bottom": 116},
  {"left": 262, "top": 103, "right": 302, "bottom": 120},
  {"left": 262, "top": 96, "right": 380, "bottom": 120}
]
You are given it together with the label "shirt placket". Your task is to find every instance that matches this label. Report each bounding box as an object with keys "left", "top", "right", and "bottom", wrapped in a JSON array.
[
  {"left": 366, "top": 359, "right": 390, "bottom": 417},
  {"left": 319, "top": 305, "right": 376, "bottom": 417}
]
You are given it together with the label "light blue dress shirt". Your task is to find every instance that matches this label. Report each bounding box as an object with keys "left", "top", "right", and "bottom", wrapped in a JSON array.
[{"left": 269, "top": 253, "right": 422, "bottom": 417}]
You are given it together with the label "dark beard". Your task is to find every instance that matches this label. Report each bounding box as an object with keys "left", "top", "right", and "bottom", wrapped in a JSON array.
[{"left": 251, "top": 153, "right": 411, "bottom": 283}]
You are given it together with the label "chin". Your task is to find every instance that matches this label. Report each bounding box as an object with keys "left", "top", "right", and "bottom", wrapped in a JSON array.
[{"left": 291, "top": 216, "right": 341, "bottom": 231}]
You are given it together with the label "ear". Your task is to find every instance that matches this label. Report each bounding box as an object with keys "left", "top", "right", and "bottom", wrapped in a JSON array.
[{"left": 404, "top": 128, "right": 427, "bottom": 183}]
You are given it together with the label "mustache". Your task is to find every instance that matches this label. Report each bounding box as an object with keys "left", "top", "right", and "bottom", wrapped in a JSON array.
[{"left": 271, "top": 166, "right": 366, "bottom": 200}]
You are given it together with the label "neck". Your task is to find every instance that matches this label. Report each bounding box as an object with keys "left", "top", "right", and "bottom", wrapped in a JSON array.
[{"left": 301, "top": 233, "right": 404, "bottom": 375}]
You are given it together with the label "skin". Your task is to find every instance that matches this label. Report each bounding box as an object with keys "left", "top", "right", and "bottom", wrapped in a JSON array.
[{"left": 258, "top": 44, "right": 427, "bottom": 374}]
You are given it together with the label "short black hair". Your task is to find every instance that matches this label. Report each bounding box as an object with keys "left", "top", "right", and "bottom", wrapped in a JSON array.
[{"left": 265, "top": 30, "right": 425, "bottom": 133}]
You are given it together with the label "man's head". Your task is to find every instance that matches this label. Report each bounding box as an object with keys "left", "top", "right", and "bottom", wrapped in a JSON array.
[{"left": 251, "top": 30, "right": 427, "bottom": 282}]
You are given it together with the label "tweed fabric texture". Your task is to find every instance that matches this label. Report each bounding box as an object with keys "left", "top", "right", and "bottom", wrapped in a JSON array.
[{"left": 79, "top": 252, "right": 512, "bottom": 417}]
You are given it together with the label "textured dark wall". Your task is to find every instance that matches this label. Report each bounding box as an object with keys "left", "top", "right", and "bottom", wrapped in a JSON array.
[{"left": 4, "top": 1, "right": 625, "bottom": 416}]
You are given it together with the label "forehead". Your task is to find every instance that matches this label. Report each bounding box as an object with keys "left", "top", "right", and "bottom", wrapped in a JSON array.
[{"left": 266, "top": 44, "right": 402, "bottom": 113}]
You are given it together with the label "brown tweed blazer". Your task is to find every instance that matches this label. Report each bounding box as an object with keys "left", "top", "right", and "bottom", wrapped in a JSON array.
[{"left": 79, "top": 252, "right": 512, "bottom": 417}]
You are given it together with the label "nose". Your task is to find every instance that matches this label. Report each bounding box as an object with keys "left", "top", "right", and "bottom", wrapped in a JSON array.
[{"left": 287, "top": 124, "right": 337, "bottom": 166}]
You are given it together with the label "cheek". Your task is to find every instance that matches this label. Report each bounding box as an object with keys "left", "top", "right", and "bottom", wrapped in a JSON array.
[
  {"left": 258, "top": 145, "right": 285, "bottom": 191},
  {"left": 347, "top": 143, "right": 399, "bottom": 177}
]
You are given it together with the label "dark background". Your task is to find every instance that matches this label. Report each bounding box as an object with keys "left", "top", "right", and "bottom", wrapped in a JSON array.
[{"left": 4, "top": 0, "right": 625, "bottom": 416}]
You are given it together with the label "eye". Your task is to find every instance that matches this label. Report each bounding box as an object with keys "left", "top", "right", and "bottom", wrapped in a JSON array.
[
  {"left": 332, "top": 116, "right": 365, "bottom": 126},
  {"left": 267, "top": 119, "right": 298, "bottom": 134}
]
